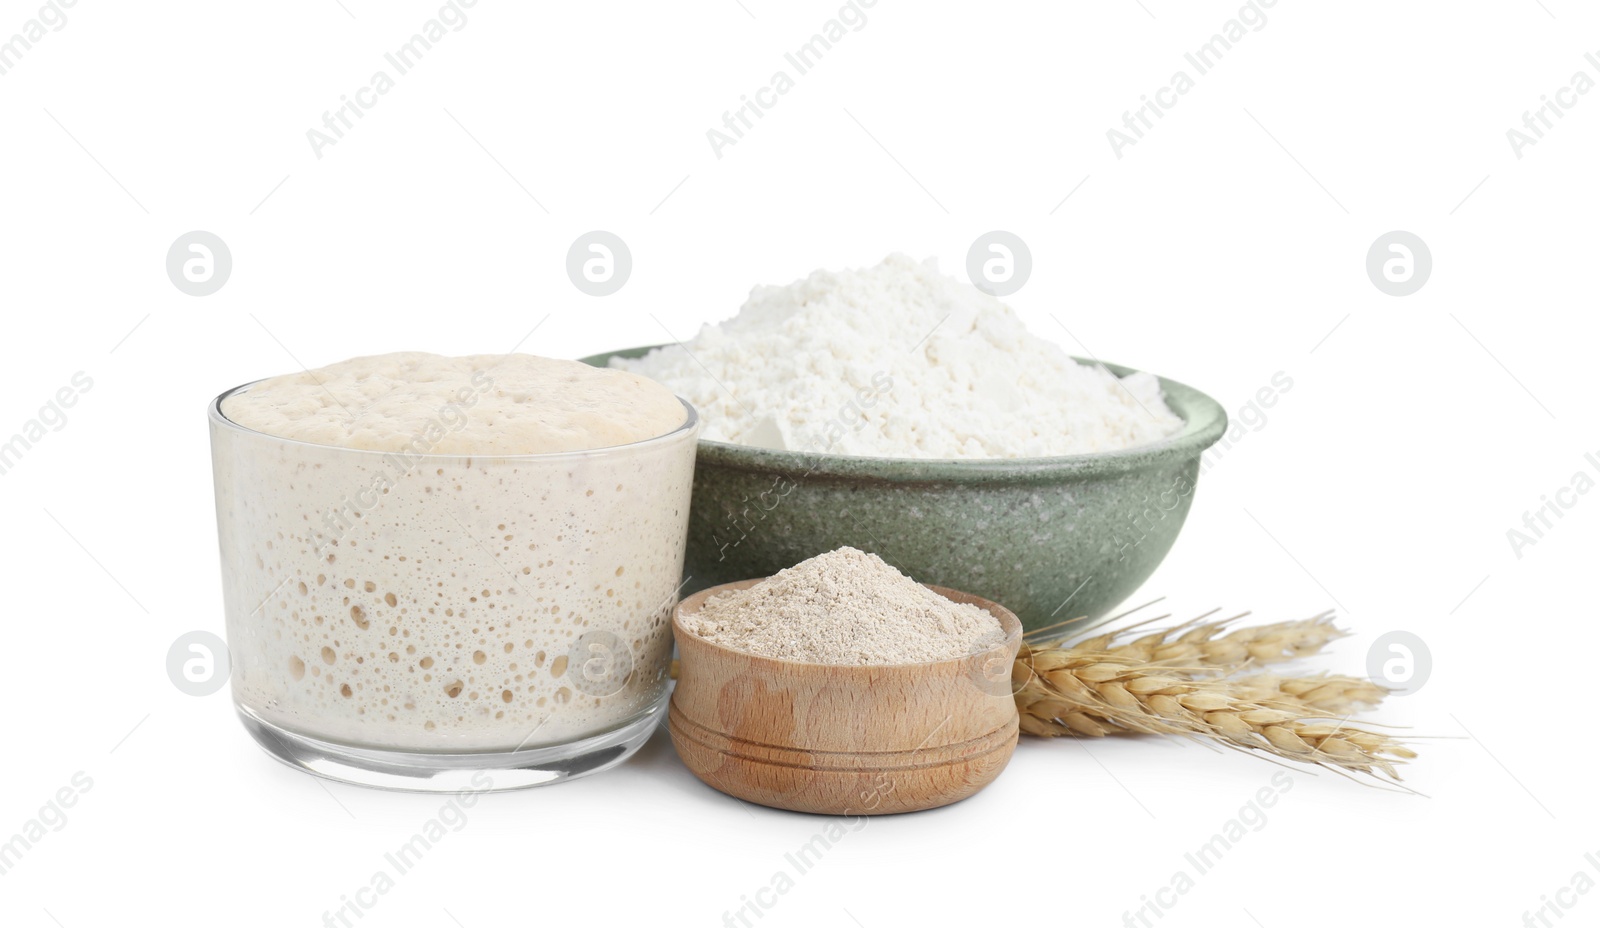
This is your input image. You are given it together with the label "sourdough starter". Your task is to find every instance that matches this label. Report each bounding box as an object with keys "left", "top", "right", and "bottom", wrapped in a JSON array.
[{"left": 212, "top": 353, "right": 695, "bottom": 752}]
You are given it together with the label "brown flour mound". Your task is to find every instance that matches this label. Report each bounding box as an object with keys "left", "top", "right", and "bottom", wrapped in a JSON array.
[{"left": 682, "top": 547, "right": 1005, "bottom": 664}]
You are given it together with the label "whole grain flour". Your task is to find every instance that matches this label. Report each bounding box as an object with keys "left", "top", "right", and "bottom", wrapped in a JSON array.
[
  {"left": 612, "top": 254, "right": 1184, "bottom": 459},
  {"left": 681, "top": 547, "right": 1006, "bottom": 664}
]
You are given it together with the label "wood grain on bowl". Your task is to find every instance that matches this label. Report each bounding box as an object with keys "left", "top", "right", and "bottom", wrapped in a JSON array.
[{"left": 668, "top": 580, "right": 1022, "bottom": 815}]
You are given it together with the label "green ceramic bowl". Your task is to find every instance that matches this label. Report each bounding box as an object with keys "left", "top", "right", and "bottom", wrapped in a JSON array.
[{"left": 581, "top": 346, "right": 1226, "bottom": 634}]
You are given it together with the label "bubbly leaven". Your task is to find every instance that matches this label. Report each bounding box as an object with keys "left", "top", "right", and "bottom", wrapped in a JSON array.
[
  {"left": 223, "top": 351, "right": 685, "bottom": 454},
  {"left": 213, "top": 352, "right": 695, "bottom": 751}
]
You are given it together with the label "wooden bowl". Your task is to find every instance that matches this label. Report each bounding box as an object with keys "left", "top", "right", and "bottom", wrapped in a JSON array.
[{"left": 668, "top": 579, "right": 1022, "bottom": 815}]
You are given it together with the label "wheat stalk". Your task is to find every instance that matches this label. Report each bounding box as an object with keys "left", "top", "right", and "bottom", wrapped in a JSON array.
[{"left": 1014, "top": 614, "right": 1417, "bottom": 781}]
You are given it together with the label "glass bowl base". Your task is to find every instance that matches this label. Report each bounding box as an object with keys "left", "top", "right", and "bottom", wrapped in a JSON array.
[{"left": 236, "top": 694, "right": 668, "bottom": 793}]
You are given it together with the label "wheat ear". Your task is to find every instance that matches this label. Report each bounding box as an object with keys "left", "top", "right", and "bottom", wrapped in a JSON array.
[
  {"left": 1054, "top": 611, "right": 1346, "bottom": 675},
  {"left": 1013, "top": 646, "right": 1416, "bottom": 780}
]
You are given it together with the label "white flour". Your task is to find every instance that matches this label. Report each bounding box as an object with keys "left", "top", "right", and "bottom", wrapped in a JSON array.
[{"left": 612, "top": 254, "right": 1184, "bottom": 459}]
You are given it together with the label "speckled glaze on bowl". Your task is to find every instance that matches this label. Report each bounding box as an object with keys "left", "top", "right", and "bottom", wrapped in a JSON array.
[{"left": 581, "top": 346, "right": 1227, "bottom": 635}]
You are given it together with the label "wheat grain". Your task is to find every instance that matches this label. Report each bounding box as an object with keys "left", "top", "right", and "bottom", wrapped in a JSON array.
[{"left": 1235, "top": 672, "right": 1388, "bottom": 715}]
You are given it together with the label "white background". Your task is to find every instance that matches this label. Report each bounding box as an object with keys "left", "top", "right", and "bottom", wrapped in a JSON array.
[{"left": 3, "top": 0, "right": 1596, "bottom": 925}]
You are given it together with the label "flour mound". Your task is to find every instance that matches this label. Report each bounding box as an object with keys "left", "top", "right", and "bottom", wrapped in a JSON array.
[
  {"left": 682, "top": 547, "right": 1005, "bottom": 665},
  {"left": 612, "top": 254, "right": 1184, "bottom": 459}
]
